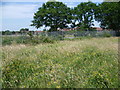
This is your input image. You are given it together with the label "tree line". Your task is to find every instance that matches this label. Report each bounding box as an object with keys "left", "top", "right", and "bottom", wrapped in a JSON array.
[
  {"left": 1, "top": 28, "right": 34, "bottom": 35},
  {"left": 31, "top": 1, "right": 120, "bottom": 32},
  {"left": 1, "top": 1, "right": 120, "bottom": 35}
]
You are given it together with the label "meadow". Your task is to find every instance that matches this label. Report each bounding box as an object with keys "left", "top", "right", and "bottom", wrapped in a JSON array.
[{"left": 1, "top": 37, "right": 119, "bottom": 88}]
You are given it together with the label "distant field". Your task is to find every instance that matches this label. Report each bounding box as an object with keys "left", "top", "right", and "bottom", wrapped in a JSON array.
[{"left": 2, "top": 37, "right": 118, "bottom": 88}]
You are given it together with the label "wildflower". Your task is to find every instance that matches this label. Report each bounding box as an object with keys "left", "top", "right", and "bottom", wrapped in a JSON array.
[{"left": 56, "top": 86, "right": 60, "bottom": 88}]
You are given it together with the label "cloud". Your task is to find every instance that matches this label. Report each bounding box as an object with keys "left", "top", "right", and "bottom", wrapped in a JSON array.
[
  {"left": 2, "top": 0, "right": 104, "bottom": 2},
  {"left": 2, "top": 3, "right": 40, "bottom": 19},
  {"left": 64, "top": 2, "right": 77, "bottom": 8},
  {"left": 2, "top": 0, "right": 47, "bottom": 2},
  {"left": 90, "top": 0, "right": 104, "bottom": 2}
]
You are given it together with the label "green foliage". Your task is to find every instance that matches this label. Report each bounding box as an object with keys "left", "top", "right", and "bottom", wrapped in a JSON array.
[
  {"left": 2, "top": 35, "right": 56, "bottom": 46},
  {"left": 27, "top": 31, "right": 34, "bottom": 39},
  {"left": 20, "top": 28, "right": 29, "bottom": 32},
  {"left": 31, "top": 1, "right": 119, "bottom": 33},
  {"left": 31, "top": 1, "right": 72, "bottom": 31},
  {"left": 72, "top": 1, "right": 97, "bottom": 29},
  {"left": 2, "top": 30, "right": 12, "bottom": 35},
  {"left": 38, "top": 36, "right": 55, "bottom": 43},
  {"left": 102, "top": 32, "right": 112, "bottom": 37},
  {"left": 20, "top": 28, "right": 29, "bottom": 35},
  {"left": 88, "top": 71, "right": 109, "bottom": 88},
  {"left": 48, "top": 34, "right": 64, "bottom": 40},
  {"left": 95, "top": 2, "right": 120, "bottom": 31},
  {"left": 2, "top": 36, "right": 13, "bottom": 45}
]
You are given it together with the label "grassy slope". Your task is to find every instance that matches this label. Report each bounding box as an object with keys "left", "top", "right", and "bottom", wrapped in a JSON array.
[{"left": 2, "top": 37, "right": 118, "bottom": 88}]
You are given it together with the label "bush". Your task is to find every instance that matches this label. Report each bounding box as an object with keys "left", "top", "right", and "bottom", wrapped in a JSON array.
[
  {"left": 55, "top": 35, "right": 64, "bottom": 40},
  {"left": 102, "top": 32, "right": 112, "bottom": 37},
  {"left": 39, "top": 36, "right": 55, "bottom": 43},
  {"left": 2, "top": 37, "right": 13, "bottom": 45},
  {"left": 2, "top": 35, "right": 56, "bottom": 46}
]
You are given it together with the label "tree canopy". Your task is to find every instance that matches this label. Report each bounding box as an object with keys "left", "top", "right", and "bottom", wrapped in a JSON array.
[
  {"left": 31, "top": 1, "right": 72, "bottom": 31},
  {"left": 20, "top": 28, "right": 29, "bottom": 32},
  {"left": 20, "top": 28, "right": 29, "bottom": 35},
  {"left": 31, "top": 1, "right": 120, "bottom": 32},
  {"left": 95, "top": 2, "right": 120, "bottom": 31},
  {"left": 72, "top": 1, "right": 97, "bottom": 30}
]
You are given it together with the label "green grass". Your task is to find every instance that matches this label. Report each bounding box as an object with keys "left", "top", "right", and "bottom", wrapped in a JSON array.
[
  {"left": 1, "top": 35, "right": 57, "bottom": 46},
  {"left": 1, "top": 37, "right": 118, "bottom": 88}
]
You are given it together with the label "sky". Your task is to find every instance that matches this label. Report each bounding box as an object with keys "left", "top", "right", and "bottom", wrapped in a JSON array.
[{"left": 0, "top": 0, "right": 104, "bottom": 31}]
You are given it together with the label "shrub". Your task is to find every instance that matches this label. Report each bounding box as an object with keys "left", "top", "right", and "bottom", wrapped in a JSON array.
[
  {"left": 40, "top": 36, "right": 55, "bottom": 43},
  {"left": 2, "top": 35, "right": 56, "bottom": 46},
  {"left": 2, "top": 37, "right": 13, "bottom": 45},
  {"left": 102, "top": 32, "right": 112, "bottom": 37}
]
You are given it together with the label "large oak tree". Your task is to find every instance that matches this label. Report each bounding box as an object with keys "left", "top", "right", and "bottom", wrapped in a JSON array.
[{"left": 31, "top": 1, "right": 72, "bottom": 31}]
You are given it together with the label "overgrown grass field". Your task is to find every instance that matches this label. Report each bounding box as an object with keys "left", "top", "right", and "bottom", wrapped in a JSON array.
[{"left": 1, "top": 37, "right": 119, "bottom": 88}]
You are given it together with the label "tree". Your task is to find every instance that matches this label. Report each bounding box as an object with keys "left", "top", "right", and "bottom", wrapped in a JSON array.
[
  {"left": 95, "top": 2, "right": 120, "bottom": 31},
  {"left": 31, "top": 1, "right": 72, "bottom": 31},
  {"left": 12, "top": 31, "right": 16, "bottom": 35},
  {"left": 20, "top": 28, "right": 29, "bottom": 35},
  {"left": 73, "top": 1, "right": 97, "bottom": 30},
  {"left": 4, "top": 30, "right": 12, "bottom": 35}
]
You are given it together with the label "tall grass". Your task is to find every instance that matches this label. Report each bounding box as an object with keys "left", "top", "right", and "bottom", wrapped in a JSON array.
[{"left": 2, "top": 37, "right": 118, "bottom": 88}]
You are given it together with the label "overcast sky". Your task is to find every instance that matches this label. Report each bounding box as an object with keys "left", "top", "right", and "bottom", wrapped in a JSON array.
[{"left": 1, "top": 0, "right": 104, "bottom": 31}]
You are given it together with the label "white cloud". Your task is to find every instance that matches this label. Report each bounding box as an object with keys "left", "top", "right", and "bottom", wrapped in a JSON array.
[
  {"left": 0, "top": 4, "right": 2, "bottom": 30},
  {"left": 64, "top": 2, "right": 77, "bottom": 8},
  {"left": 2, "top": 0, "right": 104, "bottom": 2},
  {"left": 2, "top": 4, "right": 40, "bottom": 19},
  {"left": 2, "top": 0, "right": 47, "bottom": 2},
  {"left": 2, "top": 0, "right": 44, "bottom": 2},
  {"left": 90, "top": 0, "right": 104, "bottom": 2}
]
